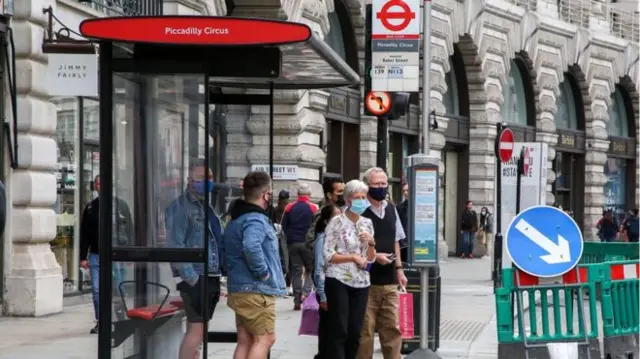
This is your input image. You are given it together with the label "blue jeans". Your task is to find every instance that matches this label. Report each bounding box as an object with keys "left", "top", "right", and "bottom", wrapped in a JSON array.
[
  {"left": 88, "top": 253, "right": 100, "bottom": 320},
  {"left": 461, "top": 231, "right": 474, "bottom": 256},
  {"left": 88, "top": 253, "right": 126, "bottom": 321}
]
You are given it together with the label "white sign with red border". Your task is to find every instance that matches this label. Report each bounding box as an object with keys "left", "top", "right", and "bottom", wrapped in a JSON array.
[{"left": 370, "top": 0, "right": 420, "bottom": 92}]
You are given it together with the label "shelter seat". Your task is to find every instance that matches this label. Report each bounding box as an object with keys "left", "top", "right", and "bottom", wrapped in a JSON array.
[
  {"left": 112, "top": 281, "right": 183, "bottom": 348},
  {"left": 169, "top": 297, "right": 184, "bottom": 309},
  {"left": 127, "top": 304, "right": 180, "bottom": 321}
]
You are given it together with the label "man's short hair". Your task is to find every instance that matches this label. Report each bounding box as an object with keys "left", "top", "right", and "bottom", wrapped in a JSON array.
[
  {"left": 243, "top": 171, "right": 271, "bottom": 201},
  {"left": 297, "top": 183, "right": 311, "bottom": 196},
  {"left": 362, "top": 167, "right": 386, "bottom": 184},
  {"left": 322, "top": 176, "right": 343, "bottom": 198}
]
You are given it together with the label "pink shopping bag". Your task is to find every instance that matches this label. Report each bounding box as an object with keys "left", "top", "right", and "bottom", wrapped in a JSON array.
[
  {"left": 298, "top": 292, "right": 320, "bottom": 336},
  {"left": 398, "top": 291, "right": 415, "bottom": 339}
]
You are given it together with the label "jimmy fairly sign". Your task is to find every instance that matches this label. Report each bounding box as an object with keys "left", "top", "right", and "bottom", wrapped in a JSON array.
[{"left": 164, "top": 27, "right": 229, "bottom": 36}]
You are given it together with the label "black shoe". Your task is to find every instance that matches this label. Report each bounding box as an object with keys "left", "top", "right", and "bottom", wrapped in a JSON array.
[{"left": 90, "top": 323, "right": 99, "bottom": 334}]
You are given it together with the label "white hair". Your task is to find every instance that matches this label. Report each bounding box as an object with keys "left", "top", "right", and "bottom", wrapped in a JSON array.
[
  {"left": 362, "top": 167, "right": 387, "bottom": 185},
  {"left": 344, "top": 179, "right": 368, "bottom": 199},
  {"left": 297, "top": 182, "right": 311, "bottom": 195}
]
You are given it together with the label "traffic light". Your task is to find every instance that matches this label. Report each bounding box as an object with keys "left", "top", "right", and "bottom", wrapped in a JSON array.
[{"left": 380, "top": 92, "right": 411, "bottom": 120}]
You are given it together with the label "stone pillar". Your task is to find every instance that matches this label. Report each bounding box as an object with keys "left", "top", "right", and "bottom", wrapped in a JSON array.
[
  {"left": 359, "top": 115, "right": 377, "bottom": 179},
  {"left": 536, "top": 66, "right": 560, "bottom": 206},
  {"left": 429, "top": 32, "right": 450, "bottom": 261},
  {"left": 5, "top": 0, "right": 63, "bottom": 316},
  {"left": 583, "top": 72, "right": 611, "bottom": 241}
]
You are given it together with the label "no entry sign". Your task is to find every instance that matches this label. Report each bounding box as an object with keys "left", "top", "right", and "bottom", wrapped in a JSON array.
[{"left": 497, "top": 128, "right": 515, "bottom": 163}]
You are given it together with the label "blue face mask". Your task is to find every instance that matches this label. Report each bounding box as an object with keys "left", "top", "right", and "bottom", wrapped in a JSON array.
[
  {"left": 350, "top": 198, "right": 369, "bottom": 215},
  {"left": 192, "top": 180, "right": 214, "bottom": 195}
]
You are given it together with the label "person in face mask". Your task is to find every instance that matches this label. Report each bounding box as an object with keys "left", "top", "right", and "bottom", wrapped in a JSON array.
[
  {"left": 357, "top": 167, "right": 407, "bottom": 359},
  {"left": 304, "top": 177, "right": 346, "bottom": 253},
  {"left": 322, "top": 179, "right": 376, "bottom": 359},
  {"left": 223, "top": 171, "right": 286, "bottom": 358},
  {"left": 165, "top": 164, "right": 224, "bottom": 359}
]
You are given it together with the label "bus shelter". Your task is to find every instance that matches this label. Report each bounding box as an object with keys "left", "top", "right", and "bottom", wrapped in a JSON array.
[{"left": 78, "top": 16, "right": 359, "bottom": 359}]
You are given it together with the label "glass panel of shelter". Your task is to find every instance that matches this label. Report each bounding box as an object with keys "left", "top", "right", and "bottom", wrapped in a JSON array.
[{"left": 109, "top": 73, "right": 216, "bottom": 358}]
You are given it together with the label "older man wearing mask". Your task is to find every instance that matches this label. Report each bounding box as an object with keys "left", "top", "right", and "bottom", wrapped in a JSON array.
[{"left": 356, "top": 167, "right": 407, "bottom": 359}]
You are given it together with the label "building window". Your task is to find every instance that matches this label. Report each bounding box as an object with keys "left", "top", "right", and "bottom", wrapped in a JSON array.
[
  {"left": 604, "top": 86, "right": 636, "bottom": 222},
  {"left": 607, "top": 88, "right": 629, "bottom": 137},
  {"left": 443, "top": 58, "right": 460, "bottom": 116},
  {"left": 325, "top": 11, "right": 346, "bottom": 61},
  {"left": 326, "top": 120, "right": 360, "bottom": 181},
  {"left": 555, "top": 79, "right": 579, "bottom": 130},
  {"left": 501, "top": 60, "right": 529, "bottom": 126}
]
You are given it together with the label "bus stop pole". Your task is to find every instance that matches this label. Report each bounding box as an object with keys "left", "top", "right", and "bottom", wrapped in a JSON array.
[{"left": 420, "top": 0, "right": 432, "bottom": 351}]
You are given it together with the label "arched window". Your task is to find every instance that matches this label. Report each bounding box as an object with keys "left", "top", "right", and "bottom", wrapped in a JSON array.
[
  {"left": 555, "top": 79, "right": 579, "bottom": 129},
  {"left": 604, "top": 85, "right": 636, "bottom": 222},
  {"left": 501, "top": 60, "right": 529, "bottom": 126},
  {"left": 443, "top": 59, "right": 460, "bottom": 116},
  {"left": 324, "top": 11, "right": 347, "bottom": 61},
  {"left": 607, "top": 87, "right": 629, "bottom": 137}
]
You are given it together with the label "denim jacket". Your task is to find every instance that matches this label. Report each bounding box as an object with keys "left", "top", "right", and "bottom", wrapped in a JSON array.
[
  {"left": 313, "top": 232, "right": 327, "bottom": 303},
  {"left": 224, "top": 199, "right": 286, "bottom": 296},
  {"left": 165, "top": 191, "right": 224, "bottom": 286}
]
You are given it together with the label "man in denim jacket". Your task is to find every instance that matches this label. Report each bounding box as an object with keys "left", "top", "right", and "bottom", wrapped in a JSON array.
[
  {"left": 224, "top": 171, "right": 286, "bottom": 359},
  {"left": 165, "top": 164, "right": 224, "bottom": 359}
]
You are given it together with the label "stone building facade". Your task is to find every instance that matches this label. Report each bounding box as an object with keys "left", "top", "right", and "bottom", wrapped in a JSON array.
[{"left": 1, "top": 0, "right": 638, "bottom": 316}]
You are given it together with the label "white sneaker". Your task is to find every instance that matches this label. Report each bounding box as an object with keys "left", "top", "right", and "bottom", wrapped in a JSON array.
[{"left": 287, "top": 287, "right": 293, "bottom": 297}]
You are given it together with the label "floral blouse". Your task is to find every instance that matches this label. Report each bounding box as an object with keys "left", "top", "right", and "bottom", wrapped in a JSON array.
[{"left": 323, "top": 213, "right": 375, "bottom": 288}]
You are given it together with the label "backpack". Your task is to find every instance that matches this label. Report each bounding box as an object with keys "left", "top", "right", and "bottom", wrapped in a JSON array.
[{"left": 304, "top": 212, "right": 322, "bottom": 251}]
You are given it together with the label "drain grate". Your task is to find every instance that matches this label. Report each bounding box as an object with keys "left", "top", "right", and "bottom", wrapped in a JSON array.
[{"left": 440, "top": 320, "right": 486, "bottom": 341}]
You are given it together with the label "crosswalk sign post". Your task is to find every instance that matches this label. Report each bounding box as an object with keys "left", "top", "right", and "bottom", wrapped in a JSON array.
[{"left": 506, "top": 205, "right": 584, "bottom": 277}]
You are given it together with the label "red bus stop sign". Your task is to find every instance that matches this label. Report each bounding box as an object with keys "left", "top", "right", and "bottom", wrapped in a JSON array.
[{"left": 497, "top": 128, "right": 515, "bottom": 163}]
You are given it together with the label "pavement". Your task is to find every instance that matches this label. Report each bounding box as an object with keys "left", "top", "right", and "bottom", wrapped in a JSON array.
[{"left": 0, "top": 257, "right": 498, "bottom": 359}]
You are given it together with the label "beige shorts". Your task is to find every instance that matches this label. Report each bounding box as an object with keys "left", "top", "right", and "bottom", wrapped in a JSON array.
[{"left": 227, "top": 293, "right": 276, "bottom": 335}]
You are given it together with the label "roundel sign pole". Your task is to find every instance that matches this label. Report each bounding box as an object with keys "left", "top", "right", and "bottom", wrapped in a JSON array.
[{"left": 492, "top": 124, "right": 515, "bottom": 288}]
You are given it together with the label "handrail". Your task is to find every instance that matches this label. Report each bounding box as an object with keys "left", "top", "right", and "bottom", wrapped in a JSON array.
[{"left": 75, "top": 0, "right": 163, "bottom": 16}]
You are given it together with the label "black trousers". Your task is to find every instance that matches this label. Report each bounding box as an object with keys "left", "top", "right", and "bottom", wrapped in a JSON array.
[
  {"left": 315, "top": 293, "right": 330, "bottom": 359},
  {"left": 323, "top": 277, "right": 369, "bottom": 359}
]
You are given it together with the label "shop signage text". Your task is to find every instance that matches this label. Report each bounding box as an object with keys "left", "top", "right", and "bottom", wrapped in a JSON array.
[
  {"left": 46, "top": 53, "right": 98, "bottom": 97},
  {"left": 79, "top": 17, "right": 312, "bottom": 46},
  {"left": 250, "top": 164, "right": 299, "bottom": 181}
]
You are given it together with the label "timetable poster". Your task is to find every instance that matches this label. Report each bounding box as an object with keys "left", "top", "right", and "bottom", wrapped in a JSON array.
[{"left": 412, "top": 167, "right": 438, "bottom": 263}]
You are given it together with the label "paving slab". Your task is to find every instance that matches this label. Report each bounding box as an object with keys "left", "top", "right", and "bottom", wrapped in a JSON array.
[{"left": 0, "top": 257, "right": 498, "bottom": 359}]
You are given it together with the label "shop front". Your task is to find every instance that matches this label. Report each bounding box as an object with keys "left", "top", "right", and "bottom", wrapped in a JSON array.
[
  {"left": 553, "top": 71, "right": 586, "bottom": 228},
  {"left": 52, "top": 97, "right": 101, "bottom": 295}
]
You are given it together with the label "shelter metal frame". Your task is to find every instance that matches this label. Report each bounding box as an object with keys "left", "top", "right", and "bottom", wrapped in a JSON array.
[{"left": 90, "top": 16, "right": 359, "bottom": 359}]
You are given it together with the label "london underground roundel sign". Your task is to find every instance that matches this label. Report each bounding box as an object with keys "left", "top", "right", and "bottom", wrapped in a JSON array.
[{"left": 79, "top": 17, "right": 312, "bottom": 46}]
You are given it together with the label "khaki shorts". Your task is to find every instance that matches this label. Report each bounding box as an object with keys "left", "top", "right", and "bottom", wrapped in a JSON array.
[{"left": 227, "top": 293, "right": 276, "bottom": 335}]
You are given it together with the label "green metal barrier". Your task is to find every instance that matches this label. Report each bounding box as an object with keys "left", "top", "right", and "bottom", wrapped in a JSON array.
[
  {"left": 600, "top": 260, "right": 640, "bottom": 337},
  {"left": 495, "top": 264, "right": 601, "bottom": 344},
  {"left": 580, "top": 242, "right": 640, "bottom": 264}
]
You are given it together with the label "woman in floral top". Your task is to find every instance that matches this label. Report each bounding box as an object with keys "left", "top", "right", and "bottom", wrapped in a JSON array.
[{"left": 323, "top": 179, "right": 376, "bottom": 359}]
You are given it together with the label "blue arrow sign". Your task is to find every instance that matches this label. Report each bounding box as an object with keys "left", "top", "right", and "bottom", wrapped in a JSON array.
[{"left": 506, "top": 205, "right": 583, "bottom": 278}]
